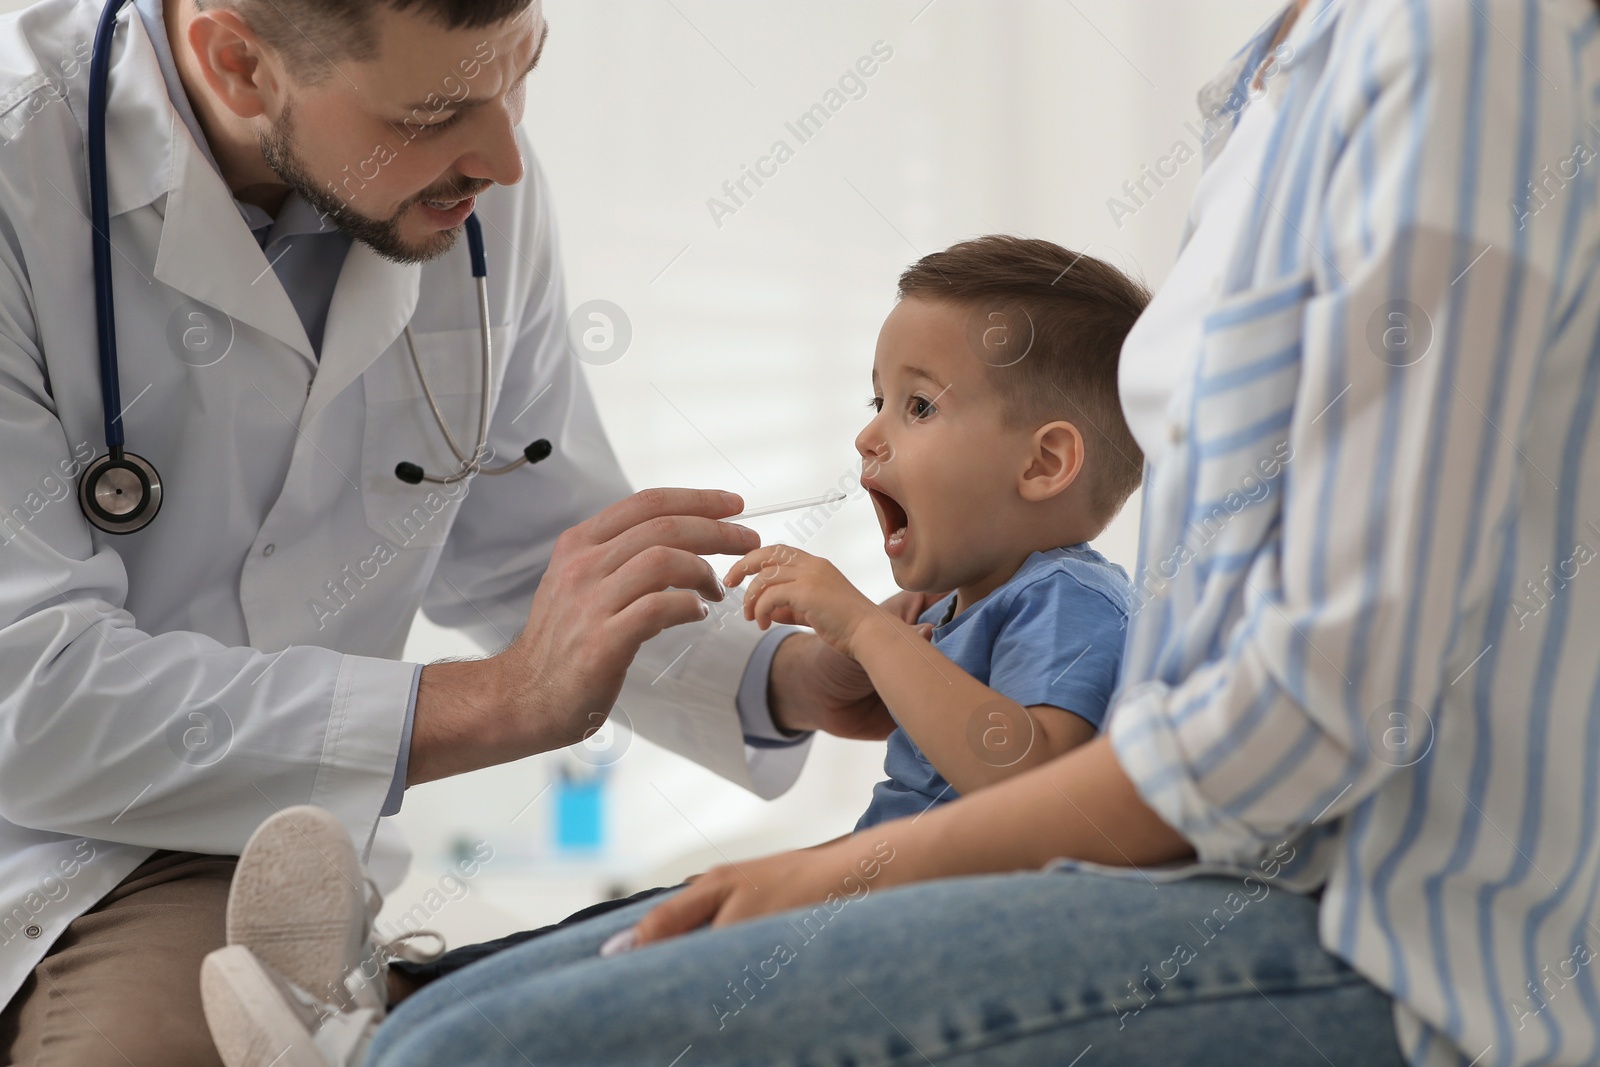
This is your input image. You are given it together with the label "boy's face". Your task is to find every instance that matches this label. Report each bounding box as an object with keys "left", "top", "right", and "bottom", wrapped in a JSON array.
[{"left": 855, "top": 297, "right": 1039, "bottom": 595}]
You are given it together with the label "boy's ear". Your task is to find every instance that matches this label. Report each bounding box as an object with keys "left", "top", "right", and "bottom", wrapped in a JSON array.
[{"left": 1018, "top": 420, "right": 1084, "bottom": 502}]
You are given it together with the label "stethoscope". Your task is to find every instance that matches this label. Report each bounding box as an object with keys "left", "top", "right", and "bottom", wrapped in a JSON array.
[{"left": 78, "top": 0, "right": 551, "bottom": 535}]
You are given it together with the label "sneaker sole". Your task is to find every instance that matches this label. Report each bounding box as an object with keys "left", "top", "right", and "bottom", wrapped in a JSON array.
[
  {"left": 227, "top": 805, "right": 367, "bottom": 1005},
  {"left": 201, "top": 946, "right": 329, "bottom": 1067}
]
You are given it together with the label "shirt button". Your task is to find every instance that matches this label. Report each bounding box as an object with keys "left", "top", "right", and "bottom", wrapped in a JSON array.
[
  {"left": 263, "top": 544, "right": 275, "bottom": 557},
  {"left": 306, "top": 380, "right": 314, "bottom": 396},
  {"left": 24, "top": 924, "right": 41, "bottom": 939},
  {"left": 1168, "top": 422, "right": 1184, "bottom": 445}
]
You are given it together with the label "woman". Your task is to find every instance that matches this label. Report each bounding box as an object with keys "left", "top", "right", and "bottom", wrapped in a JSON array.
[{"left": 369, "top": 0, "right": 1600, "bottom": 1063}]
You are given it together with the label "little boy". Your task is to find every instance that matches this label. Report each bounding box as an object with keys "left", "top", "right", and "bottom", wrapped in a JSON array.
[
  {"left": 200, "top": 235, "right": 1151, "bottom": 1067},
  {"left": 726, "top": 234, "right": 1148, "bottom": 829}
]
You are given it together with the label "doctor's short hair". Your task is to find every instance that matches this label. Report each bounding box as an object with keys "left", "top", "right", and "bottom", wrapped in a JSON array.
[
  {"left": 897, "top": 236, "right": 1150, "bottom": 525},
  {"left": 194, "top": 0, "right": 533, "bottom": 82}
]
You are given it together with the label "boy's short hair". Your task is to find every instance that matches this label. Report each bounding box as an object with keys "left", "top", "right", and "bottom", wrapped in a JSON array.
[{"left": 897, "top": 236, "right": 1150, "bottom": 525}]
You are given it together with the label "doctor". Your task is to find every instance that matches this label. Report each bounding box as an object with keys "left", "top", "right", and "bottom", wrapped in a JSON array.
[{"left": 0, "top": 0, "right": 913, "bottom": 1061}]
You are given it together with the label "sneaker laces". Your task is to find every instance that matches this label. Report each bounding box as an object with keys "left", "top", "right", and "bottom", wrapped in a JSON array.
[
  {"left": 341, "top": 878, "right": 447, "bottom": 1012},
  {"left": 362, "top": 877, "right": 447, "bottom": 962},
  {"left": 378, "top": 929, "right": 447, "bottom": 964}
]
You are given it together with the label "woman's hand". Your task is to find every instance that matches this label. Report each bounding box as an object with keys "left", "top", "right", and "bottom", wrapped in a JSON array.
[
  {"left": 725, "top": 545, "right": 883, "bottom": 658},
  {"left": 627, "top": 834, "right": 904, "bottom": 948}
]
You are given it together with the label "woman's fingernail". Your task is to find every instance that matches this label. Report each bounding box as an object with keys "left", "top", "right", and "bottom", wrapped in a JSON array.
[{"left": 600, "top": 927, "right": 638, "bottom": 957}]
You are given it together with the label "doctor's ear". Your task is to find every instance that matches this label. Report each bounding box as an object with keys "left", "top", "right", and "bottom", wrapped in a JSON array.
[
  {"left": 186, "top": 8, "right": 282, "bottom": 120},
  {"left": 1018, "top": 420, "right": 1085, "bottom": 503}
]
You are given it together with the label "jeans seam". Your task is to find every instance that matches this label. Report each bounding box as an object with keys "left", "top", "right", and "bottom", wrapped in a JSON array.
[{"left": 784, "top": 968, "right": 1376, "bottom": 1067}]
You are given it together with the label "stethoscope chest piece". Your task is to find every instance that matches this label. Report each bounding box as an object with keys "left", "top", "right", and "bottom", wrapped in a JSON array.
[{"left": 78, "top": 450, "right": 162, "bottom": 534}]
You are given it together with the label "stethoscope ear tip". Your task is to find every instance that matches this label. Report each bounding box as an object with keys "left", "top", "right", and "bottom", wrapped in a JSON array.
[
  {"left": 524, "top": 439, "right": 553, "bottom": 465},
  {"left": 394, "top": 462, "right": 426, "bottom": 485}
]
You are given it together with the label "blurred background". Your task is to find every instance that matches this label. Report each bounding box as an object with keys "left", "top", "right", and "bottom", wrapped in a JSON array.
[{"left": 2, "top": 0, "right": 1283, "bottom": 946}]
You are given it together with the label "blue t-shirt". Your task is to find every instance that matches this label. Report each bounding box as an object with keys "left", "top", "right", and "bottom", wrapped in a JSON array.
[{"left": 854, "top": 545, "right": 1131, "bottom": 831}]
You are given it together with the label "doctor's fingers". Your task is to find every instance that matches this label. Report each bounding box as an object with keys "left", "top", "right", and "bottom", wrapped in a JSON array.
[
  {"left": 592, "top": 513, "right": 760, "bottom": 578},
  {"left": 577, "top": 487, "right": 748, "bottom": 546},
  {"left": 607, "top": 588, "right": 724, "bottom": 652},
  {"left": 601, "top": 544, "right": 728, "bottom": 610}
]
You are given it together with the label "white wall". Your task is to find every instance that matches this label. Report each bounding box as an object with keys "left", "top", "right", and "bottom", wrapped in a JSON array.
[{"left": 6, "top": 0, "right": 1280, "bottom": 938}]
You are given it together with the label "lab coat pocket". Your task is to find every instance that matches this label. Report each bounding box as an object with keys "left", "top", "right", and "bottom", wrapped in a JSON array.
[{"left": 360, "top": 324, "right": 508, "bottom": 548}]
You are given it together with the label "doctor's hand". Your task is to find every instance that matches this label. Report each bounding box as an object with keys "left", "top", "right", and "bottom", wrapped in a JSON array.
[
  {"left": 410, "top": 488, "right": 758, "bottom": 784},
  {"left": 763, "top": 582, "right": 944, "bottom": 741}
]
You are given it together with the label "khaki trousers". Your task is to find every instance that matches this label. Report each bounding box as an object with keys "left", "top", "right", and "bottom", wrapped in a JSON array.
[{"left": 0, "top": 851, "right": 235, "bottom": 1066}]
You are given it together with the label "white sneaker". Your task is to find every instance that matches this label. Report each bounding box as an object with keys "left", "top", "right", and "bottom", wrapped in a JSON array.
[
  {"left": 202, "top": 805, "right": 445, "bottom": 1066},
  {"left": 224, "top": 804, "right": 444, "bottom": 1010},
  {"left": 202, "top": 945, "right": 379, "bottom": 1067}
]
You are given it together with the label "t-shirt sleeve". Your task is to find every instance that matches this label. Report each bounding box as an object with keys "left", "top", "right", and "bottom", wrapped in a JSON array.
[{"left": 986, "top": 567, "right": 1129, "bottom": 729}]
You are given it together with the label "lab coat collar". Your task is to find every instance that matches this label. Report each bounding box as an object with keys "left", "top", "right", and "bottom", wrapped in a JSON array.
[
  {"left": 154, "top": 127, "right": 317, "bottom": 365},
  {"left": 97, "top": 1, "right": 175, "bottom": 219},
  {"left": 157, "top": 123, "right": 423, "bottom": 416}
]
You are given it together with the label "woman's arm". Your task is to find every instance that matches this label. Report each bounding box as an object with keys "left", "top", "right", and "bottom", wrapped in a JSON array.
[{"left": 630, "top": 735, "right": 1191, "bottom": 943}]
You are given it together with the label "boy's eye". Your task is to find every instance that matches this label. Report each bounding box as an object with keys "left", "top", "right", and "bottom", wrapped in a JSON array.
[
  {"left": 909, "top": 396, "right": 936, "bottom": 419},
  {"left": 867, "top": 395, "right": 883, "bottom": 413}
]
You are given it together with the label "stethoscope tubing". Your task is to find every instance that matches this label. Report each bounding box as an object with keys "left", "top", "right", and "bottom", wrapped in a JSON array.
[
  {"left": 88, "top": 0, "right": 127, "bottom": 456},
  {"left": 400, "top": 222, "right": 542, "bottom": 486}
]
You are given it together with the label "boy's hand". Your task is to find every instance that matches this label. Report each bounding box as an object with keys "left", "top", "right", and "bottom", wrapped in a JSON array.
[{"left": 725, "top": 545, "right": 878, "bottom": 658}]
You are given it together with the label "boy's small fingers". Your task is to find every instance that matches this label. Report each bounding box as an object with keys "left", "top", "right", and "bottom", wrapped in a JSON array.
[{"left": 724, "top": 553, "right": 762, "bottom": 587}]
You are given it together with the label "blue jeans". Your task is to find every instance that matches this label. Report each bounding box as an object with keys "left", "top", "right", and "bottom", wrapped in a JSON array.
[{"left": 367, "top": 868, "right": 1405, "bottom": 1066}]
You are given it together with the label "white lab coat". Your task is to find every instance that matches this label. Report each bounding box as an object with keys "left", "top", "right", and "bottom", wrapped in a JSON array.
[{"left": 0, "top": 0, "right": 810, "bottom": 1005}]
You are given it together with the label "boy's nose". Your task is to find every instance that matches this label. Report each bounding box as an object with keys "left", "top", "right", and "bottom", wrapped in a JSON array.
[{"left": 854, "top": 422, "right": 885, "bottom": 461}]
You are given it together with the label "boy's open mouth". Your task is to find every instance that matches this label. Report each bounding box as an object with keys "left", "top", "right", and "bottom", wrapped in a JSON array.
[{"left": 864, "top": 484, "right": 910, "bottom": 553}]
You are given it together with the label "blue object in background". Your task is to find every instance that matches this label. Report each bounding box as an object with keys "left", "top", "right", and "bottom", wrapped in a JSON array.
[{"left": 553, "top": 760, "right": 606, "bottom": 852}]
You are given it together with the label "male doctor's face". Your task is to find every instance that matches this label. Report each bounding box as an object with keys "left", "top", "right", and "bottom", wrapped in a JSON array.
[{"left": 249, "top": 3, "right": 543, "bottom": 263}]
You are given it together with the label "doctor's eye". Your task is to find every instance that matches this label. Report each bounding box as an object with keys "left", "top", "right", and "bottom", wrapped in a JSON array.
[{"left": 407, "top": 111, "right": 466, "bottom": 136}]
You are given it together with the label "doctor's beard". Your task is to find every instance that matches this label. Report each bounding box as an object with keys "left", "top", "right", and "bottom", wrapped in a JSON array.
[{"left": 258, "top": 102, "right": 491, "bottom": 265}]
